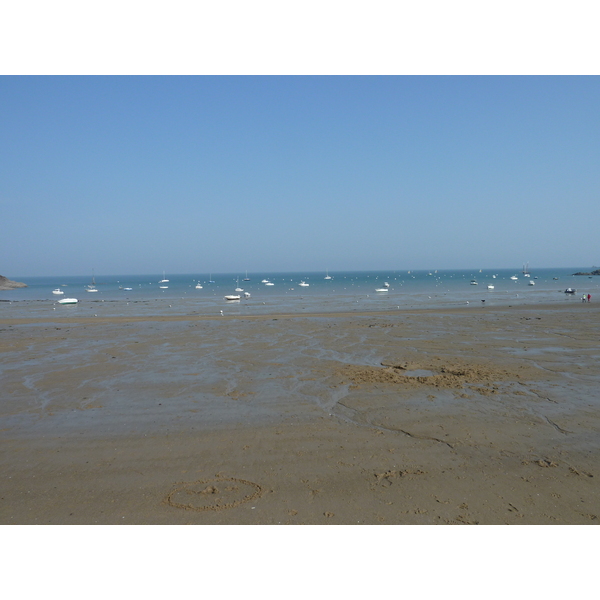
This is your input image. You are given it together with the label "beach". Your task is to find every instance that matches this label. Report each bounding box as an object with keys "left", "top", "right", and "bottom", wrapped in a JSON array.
[{"left": 1, "top": 302, "right": 599, "bottom": 525}]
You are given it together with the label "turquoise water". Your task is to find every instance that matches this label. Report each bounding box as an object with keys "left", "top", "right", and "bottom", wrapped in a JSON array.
[{"left": 1, "top": 268, "right": 598, "bottom": 318}]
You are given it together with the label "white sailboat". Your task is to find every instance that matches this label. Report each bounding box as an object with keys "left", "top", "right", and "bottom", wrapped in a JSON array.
[
  {"left": 325, "top": 269, "right": 332, "bottom": 280},
  {"left": 243, "top": 270, "right": 250, "bottom": 281},
  {"left": 159, "top": 271, "right": 169, "bottom": 283},
  {"left": 235, "top": 277, "right": 244, "bottom": 292},
  {"left": 86, "top": 271, "right": 98, "bottom": 292}
]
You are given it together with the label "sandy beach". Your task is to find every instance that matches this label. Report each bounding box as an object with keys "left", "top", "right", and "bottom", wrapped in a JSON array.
[{"left": 1, "top": 302, "right": 599, "bottom": 525}]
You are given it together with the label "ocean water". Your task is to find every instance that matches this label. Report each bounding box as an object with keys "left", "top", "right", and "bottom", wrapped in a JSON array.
[{"left": 1, "top": 268, "right": 598, "bottom": 319}]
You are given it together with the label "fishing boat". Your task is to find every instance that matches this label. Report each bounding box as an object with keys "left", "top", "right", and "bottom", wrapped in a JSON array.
[
  {"left": 195, "top": 282, "right": 203, "bottom": 289},
  {"left": 52, "top": 288, "right": 64, "bottom": 295},
  {"left": 510, "top": 275, "right": 518, "bottom": 280},
  {"left": 299, "top": 281, "right": 309, "bottom": 287}
]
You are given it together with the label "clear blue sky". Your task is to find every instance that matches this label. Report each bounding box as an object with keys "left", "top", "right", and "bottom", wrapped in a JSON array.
[{"left": 2, "top": 76, "right": 599, "bottom": 277}]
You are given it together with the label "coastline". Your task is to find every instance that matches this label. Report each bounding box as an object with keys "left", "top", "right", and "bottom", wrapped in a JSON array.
[{"left": 1, "top": 302, "right": 599, "bottom": 524}]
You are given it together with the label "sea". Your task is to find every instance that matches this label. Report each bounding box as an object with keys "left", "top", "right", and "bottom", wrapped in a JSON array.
[{"left": 1, "top": 268, "right": 598, "bottom": 319}]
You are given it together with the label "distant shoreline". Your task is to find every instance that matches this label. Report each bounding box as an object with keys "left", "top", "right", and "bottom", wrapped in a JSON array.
[{"left": 0, "top": 275, "right": 27, "bottom": 291}]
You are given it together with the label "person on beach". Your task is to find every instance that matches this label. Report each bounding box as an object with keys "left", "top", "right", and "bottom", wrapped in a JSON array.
[
  {"left": 588, "top": 294, "right": 591, "bottom": 302},
  {"left": 582, "top": 294, "right": 587, "bottom": 303}
]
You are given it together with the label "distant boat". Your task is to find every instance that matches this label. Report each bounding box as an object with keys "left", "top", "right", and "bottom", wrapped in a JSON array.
[
  {"left": 159, "top": 271, "right": 169, "bottom": 283},
  {"left": 159, "top": 286, "right": 168, "bottom": 289},
  {"left": 208, "top": 274, "right": 215, "bottom": 283},
  {"left": 244, "top": 292, "right": 251, "bottom": 299},
  {"left": 375, "top": 287, "right": 389, "bottom": 292},
  {"left": 195, "top": 282, "right": 203, "bottom": 289},
  {"left": 235, "top": 277, "right": 244, "bottom": 292},
  {"left": 565, "top": 288, "right": 576, "bottom": 294},
  {"left": 261, "top": 279, "right": 270, "bottom": 283},
  {"left": 523, "top": 263, "right": 530, "bottom": 276},
  {"left": 123, "top": 287, "right": 133, "bottom": 291},
  {"left": 487, "top": 285, "right": 494, "bottom": 290},
  {"left": 243, "top": 271, "right": 250, "bottom": 281},
  {"left": 528, "top": 280, "right": 535, "bottom": 286},
  {"left": 52, "top": 288, "right": 64, "bottom": 295},
  {"left": 510, "top": 275, "right": 518, "bottom": 280},
  {"left": 470, "top": 280, "right": 478, "bottom": 285},
  {"left": 299, "top": 281, "right": 309, "bottom": 287},
  {"left": 383, "top": 282, "right": 390, "bottom": 288},
  {"left": 325, "top": 269, "right": 332, "bottom": 280},
  {"left": 87, "top": 270, "right": 98, "bottom": 292},
  {"left": 265, "top": 282, "right": 274, "bottom": 286},
  {"left": 224, "top": 295, "right": 241, "bottom": 301},
  {"left": 58, "top": 298, "right": 78, "bottom": 304}
]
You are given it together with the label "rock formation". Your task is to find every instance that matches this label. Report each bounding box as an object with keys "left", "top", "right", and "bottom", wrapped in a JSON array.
[{"left": 0, "top": 275, "right": 27, "bottom": 290}]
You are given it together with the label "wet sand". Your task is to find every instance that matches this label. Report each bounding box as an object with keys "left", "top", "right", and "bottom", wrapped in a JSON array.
[{"left": 1, "top": 303, "right": 599, "bottom": 524}]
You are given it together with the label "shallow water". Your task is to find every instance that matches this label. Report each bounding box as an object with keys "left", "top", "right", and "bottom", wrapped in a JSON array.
[{"left": 2, "top": 268, "right": 598, "bottom": 319}]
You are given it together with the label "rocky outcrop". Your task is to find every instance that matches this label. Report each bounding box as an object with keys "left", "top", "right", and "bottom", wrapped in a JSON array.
[
  {"left": 572, "top": 269, "right": 600, "bottom": 276},
  {"left": 0, "top": 275, "right": 27, "bottom": 290}
]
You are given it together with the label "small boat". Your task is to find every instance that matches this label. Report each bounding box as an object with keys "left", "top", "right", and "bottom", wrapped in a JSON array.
[
  {"left": 510, "top": 276, "right": 518, "bottom": 280},
  {"left": 58, "top": 298, "right": 78, "bottom": 304},
  {"left": 244, "top": 292, "right": 251, "bottom": 299},
  {"left": 265, "top": 282, "right": 274, "bottom": 286},
  {"left": 299, "top": 281, "right": 309, "bottom": 287},
  {"left": 159, "top": 285, "right": 168, "bottom": 289},
  {"left": 87, "top": 270, "right": 98, "bottom": 291},
  {"left": 375, "top": 288, "right": 389, "bottom": 292},
  {"left": 528, "top": 280, "right": 535, "bottom": 286},
  {"left": 470, "top": 280, "right": 478, "bottom": 285},
  {"left": 159, "top": 271, "right": 169, "bottom": 283},
  {"left": 487, "top": 285, "right": 494, "bottom": 290},
  {"left": 195, "top": 283, "right": 203, "bottom": 289},
  {"left": 243, "top": 271, "right": 250, "bottom": 281},
  {"left": 324, "top": 270, "right": 332, "bottom": 280},
  {"left": 235, "top": 277, "right": 244, "bottom": 292},
  {"left": 224, "top": 295, "right": 241, "bottom": 301},
  {"left": 564, "top": 288, "right": 576, "bottom": 294},
  {"left": 52, "top": 288, "right": 64, "bottom": 295},
  {"left": 261, "top": 279, "right": 270, "bottom": 283},
  {"left": 383, "top": 282, "right": 390, "bottom": 288},
  {"left": 123, "top": 287, "right": 133, "bottom": 291},
  {"left": 553, "top": 277, "right": 559, "bottom": 280}
]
